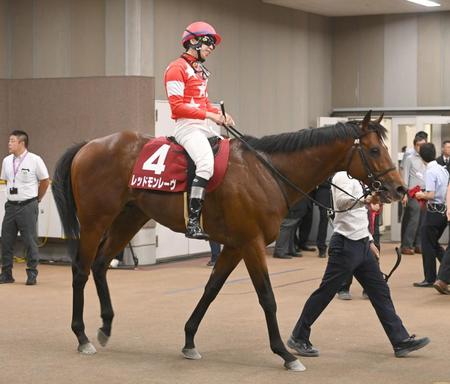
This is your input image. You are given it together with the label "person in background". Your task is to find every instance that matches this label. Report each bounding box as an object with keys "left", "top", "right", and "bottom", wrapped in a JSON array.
[
  {"left": 295, "top": 196, "right": 315, "bottom": 253},
  {"left": 0, "top": 130, "right": 49, "bottom": 286},
  {"left": 287, "top": 171, "right": 430, "bottom": 359},
  {"left": 207, "top": 240, "right": 221, "bottom": 267},
  {"left": 435, "top": 140, "right": 450, "bottom": 175},
  {"left": 400, "top": 131, "right": 428, "bottom": 171},
  {"left": 413, "top": 143, "right": 449, "bottom": 288},
  {"left": 273, "top": 200, "right": 305, "bottom": 259},
  {"left": 433, "top": 185, "right": 450, "bottom": 295},
  {"left": 314, "top": 180, "right": 332, "bottom": 258},
  {"left": 400, "top": 135, "right": 427, "bottom": 255}
]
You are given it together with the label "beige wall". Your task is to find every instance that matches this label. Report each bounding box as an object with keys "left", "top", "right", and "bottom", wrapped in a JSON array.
[
  {"left": 332, "top": 16, "right": 385, "bottom": 108},
  {"left": 0, "top": 80, "right": 8, "bottom": 144},
  {"left": 154, "top": 0, "right": 332, "bottom": 133},
  {"left": 333, "top": 11, "right": 450, "bottom": 109},
  {"left": 0, "top": 0, "right": 8, "bottom": 78},
  {"left": 7, "top": 77, "right": 154, "bottom": 174},
  {"left": 8, "top": 0, "right": 153, "bottom": 78}
]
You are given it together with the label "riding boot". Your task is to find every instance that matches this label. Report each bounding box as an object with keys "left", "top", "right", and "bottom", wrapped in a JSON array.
[{"left": 186, "top": 176, "right": 209, "bottom": 240}]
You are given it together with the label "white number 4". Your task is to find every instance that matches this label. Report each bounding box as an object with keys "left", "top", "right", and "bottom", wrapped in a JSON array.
[{"left": 142, "top": 144, "right": 170, "bottom": 175}]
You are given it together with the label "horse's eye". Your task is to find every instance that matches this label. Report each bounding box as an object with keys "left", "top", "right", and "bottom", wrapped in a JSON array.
[{"left": 370, "top": 147, "right": 380, "bottom": 156}]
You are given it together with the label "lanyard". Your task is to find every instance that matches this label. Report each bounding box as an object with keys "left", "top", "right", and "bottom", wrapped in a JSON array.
[{"left": 12, "top": 151, "right": 28, "bottom": 184}]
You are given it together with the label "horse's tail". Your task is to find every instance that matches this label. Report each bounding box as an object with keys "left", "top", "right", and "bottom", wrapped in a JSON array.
[{"left": 52, "top": 142, "right": 86, "bottom": 260}]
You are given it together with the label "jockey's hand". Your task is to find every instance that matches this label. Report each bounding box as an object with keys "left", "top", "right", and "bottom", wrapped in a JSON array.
[
  {"left": 447, "top": 208, "right": 450, "bottom": 222},
  {"left": 224, "top": 113, "right": 235, "bottom": 126},
  {"left": 206, "top": 111, "right": 225, "bottom": 125}
]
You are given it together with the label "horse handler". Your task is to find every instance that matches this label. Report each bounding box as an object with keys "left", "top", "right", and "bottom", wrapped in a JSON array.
[
  {"left": 164, "top": 21, "right": 234, "bottom": 240},
  {"left": 287, "top": 171, "right": 430, "bottom": 358}
]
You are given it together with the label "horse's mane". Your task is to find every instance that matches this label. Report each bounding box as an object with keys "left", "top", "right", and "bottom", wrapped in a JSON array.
[{"left": 240, "top": 121, "right": 387, "bottom": 153}]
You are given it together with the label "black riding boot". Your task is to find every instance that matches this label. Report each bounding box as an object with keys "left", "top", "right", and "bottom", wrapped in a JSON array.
[{"left": 186, "top": 176, "right": 209, "bottom": 240}]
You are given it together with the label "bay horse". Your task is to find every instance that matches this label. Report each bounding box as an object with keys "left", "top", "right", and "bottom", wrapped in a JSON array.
[{"left": 52, "top": 111, "right": 406, "bottom": 371}]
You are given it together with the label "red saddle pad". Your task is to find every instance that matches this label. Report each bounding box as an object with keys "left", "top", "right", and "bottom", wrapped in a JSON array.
[{"left": 129, "top": 137, "right": 230, "bottom": 192}]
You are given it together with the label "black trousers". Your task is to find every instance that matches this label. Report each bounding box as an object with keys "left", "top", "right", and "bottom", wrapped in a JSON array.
[
  {"left": 292, "top": 233, "right": 409, "bottom": 347},
  {"left": 315, "top": 187, "right": 331, "bottom": 253},
  {"left": 438, "top": 250, "right": 450, "bottom": 283},
  {"left": 1, "top": 200, "right": 40, "bottom": 274},
  {"left": 295, "top": 198, "right": 313, "bottom": 249},
  {"left": 420, "top": 210, "right": 446, "bottom": 282}
]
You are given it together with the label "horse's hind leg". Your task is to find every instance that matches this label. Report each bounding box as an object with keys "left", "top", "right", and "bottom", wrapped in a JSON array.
[
  {"left": 243, "top": 242, "right": 304, "bottom": 371},
  {"left": 91, "top": 205, "right": 150, "bottom": 347},
  {"left": 72, "top": 227, "right": 105, "bottom": 354},
  {"left": 183, "top": 246, "right": 242, "bottom": 359}
]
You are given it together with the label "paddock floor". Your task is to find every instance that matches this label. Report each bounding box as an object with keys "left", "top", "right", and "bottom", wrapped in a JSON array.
[{"left": 0, "top": 243, "right": 448, "bottom": 384}]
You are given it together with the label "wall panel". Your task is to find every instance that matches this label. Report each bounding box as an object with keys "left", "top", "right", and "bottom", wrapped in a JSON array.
[
  {"left": 332, "top": 18, "right": 359, "bottom": 107},
  {"left": 358, "top": 16, "right": 384, "bottom": 108},
  {"left": 417, "top": 13, "right": 442, "bottom": 106},
  {"left": 0, "top": 0, "right": 8, "bottom": 78},
  {"left": 70, "top": 0, "right": 105, "bottom": 76},
  {"left": 33, "top": 0, "right": 71, "bottom": 77},
  {"left": 10, "top": 0, "right": 33, "bottom": 79},
  {"left": 8, "top": 77, "right": 154, "bottom": 174}
]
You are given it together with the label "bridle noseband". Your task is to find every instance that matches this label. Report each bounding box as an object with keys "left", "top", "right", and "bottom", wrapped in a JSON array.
[{"left": 346, "top": 133, "right": 397, "bottom": 193}]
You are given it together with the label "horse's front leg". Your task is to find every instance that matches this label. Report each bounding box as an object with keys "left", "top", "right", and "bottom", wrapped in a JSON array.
[
  {"left": 243, "top": 242, "right": 305, "bottom": 372},
  {"left": 182, "top": 246, "right": 242, "bottom": 360}
]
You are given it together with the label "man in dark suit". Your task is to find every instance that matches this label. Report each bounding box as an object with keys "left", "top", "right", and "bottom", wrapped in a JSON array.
[{"left": 435, "top": 140, "right": 450, "bottom": 174}]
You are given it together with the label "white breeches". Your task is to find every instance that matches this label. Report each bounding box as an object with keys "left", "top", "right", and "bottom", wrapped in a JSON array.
[{"left": 174, "top": 119, "right": 219, "bottom": 180}]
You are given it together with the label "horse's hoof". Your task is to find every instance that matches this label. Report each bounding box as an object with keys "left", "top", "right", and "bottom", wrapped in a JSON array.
[
  {"left": 182, "top": 347, "right": 202, "bottom": 360},
  {"left": 97, "top": 329, "right": 110, "bottom": 347},
  {"left": 284, "top": 359, "right": 306, "bottom": 372},
  {"left": 78, "top": 342, "right": 97, "bottom": 355}
]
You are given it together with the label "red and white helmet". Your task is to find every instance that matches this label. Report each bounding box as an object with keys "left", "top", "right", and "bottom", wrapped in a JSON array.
[{"left": 182, "top": 21, "right": 222, "bottom": 48}]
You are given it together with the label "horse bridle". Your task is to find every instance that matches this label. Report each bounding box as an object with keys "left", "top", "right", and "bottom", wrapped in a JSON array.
[{"left": 345, "top": 133, "right": 397, "bottom": 194}]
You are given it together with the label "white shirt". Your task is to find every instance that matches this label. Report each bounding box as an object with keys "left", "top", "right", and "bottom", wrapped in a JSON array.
[
  {"left": 331, "top": 171, "right": 372, "bottom": 241},
  {"left": 0, "top": 151, "right": 49, "bottom": 201}
]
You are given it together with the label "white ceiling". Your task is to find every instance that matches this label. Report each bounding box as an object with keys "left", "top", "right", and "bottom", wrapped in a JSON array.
[{"left": 262, "top": 0, "right": 450, "bottom": 17}]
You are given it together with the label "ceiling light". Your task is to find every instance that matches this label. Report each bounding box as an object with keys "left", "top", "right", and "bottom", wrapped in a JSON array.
[{"left": 406, "top": 0, "right": 441, "bottom": 7}]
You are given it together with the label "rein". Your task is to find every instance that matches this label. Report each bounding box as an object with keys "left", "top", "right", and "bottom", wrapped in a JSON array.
[{"left": 219, "top": 103, "right": 383, "bottom": 214}]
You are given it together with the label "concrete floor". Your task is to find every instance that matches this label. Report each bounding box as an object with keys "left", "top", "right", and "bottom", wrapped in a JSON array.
[{"left": 0, "top": 243, "right": 449, "bottom": 384}]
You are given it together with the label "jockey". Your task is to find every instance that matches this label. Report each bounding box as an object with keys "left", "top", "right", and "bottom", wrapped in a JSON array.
[{"left": 164, "top": 21, "right": 234, "bottom": 240}]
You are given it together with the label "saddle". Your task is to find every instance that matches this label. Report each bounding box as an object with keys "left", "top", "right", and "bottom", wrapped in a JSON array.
[{"left": 129, "top": 136, "right": 230, "bottom": 193}]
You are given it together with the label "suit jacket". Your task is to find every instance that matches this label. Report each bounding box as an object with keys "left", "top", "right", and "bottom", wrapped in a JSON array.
[{"left": 436, "top": 155, "right": 450, "bottom": 174}]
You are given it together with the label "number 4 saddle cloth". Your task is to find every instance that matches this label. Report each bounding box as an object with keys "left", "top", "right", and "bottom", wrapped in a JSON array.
[{"left": 129, "top": 136, "right": 230, "bottom": 193}]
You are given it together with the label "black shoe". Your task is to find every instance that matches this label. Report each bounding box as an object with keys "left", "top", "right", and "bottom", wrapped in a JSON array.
[
  {"left": 26, "top": 276, "right": 37, "bottom": 285},
  {"left": 413, "top": 280, "right": 434, "bottom": 288},
  {"left": 318, "top": 250, "right": 327, "bottom": 258},
  {"left": 0, "top": 272, "right": 15, "bottom": 284},
  {"left": 394, "top": 335, "right": 430, "bottom": 357},
  {"left": 206, "top": 260, "right": 215, "bottom": 267},
  {"left": 287, "top": 336, "right": 319, "bottom": 357},
  {"left": 299, "top": 245, "right": 316, "bottom": 252},
  {"left": 273, "top": 253, "right": 292, "bottom": 259}
]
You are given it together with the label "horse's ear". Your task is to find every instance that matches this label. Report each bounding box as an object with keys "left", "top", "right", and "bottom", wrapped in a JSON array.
[
  {"left": 361, "top": 110, "right": 372, "bottom": 130},
  {"left": 376, "top": 112, "right": 384, "bottom": 124}
]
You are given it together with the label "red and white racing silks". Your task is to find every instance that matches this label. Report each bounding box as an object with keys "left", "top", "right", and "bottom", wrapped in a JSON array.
[{"left": 164, "top": 53, "right": 219, "bottom": 120}]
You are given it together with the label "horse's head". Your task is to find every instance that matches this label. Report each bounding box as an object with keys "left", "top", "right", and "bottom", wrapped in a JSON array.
[{"left": 346, "top": 110, "right": 407, "bottom": 203}]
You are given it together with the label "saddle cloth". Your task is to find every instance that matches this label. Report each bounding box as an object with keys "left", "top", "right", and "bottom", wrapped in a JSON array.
[{"left": 129, "top": 136, "right": 230, "bottom": 192}]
